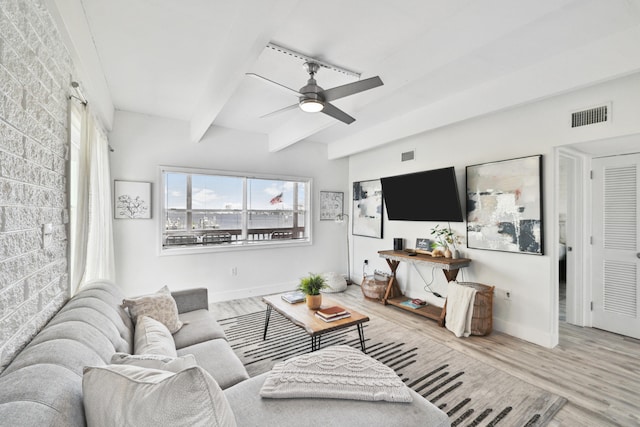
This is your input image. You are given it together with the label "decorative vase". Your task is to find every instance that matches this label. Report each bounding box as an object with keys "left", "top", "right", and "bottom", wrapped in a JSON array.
[
  {"left": 452, "top": 249, "right": 460, "bottom": 259},
  {"left": 306, "top": 294, "right": 322, "bottom": 310},
  {"left": 444, "top": 247, "right": 452, "bottom": 258}
]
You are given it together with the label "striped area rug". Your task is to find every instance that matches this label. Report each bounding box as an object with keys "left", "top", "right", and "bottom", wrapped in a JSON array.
[{"left": 219, "top": 310, "right": 566, "bottom": 427}]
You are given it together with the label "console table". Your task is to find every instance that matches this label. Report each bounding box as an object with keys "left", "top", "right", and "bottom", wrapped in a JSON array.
[{"left": 377, "top": 250, "right": 472, "bottom": 326}]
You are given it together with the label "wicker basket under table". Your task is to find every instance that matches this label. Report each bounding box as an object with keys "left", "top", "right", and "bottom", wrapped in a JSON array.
[
  {"left": 456, "top": 282, "right": 494, "bottom": 336},
  {"left": 360, "top": 276, "right": 388, "bottom": 301}
]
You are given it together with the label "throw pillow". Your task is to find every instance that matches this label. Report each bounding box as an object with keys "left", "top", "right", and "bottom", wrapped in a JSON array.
[
  {"left": 111, "top": 353, "right": 197, "bottom": 372},
  {"left": 83, "top": 364, "right": 236, "bottom": 427},
  {"left": 260, "top": 345, "right": 412, "bottom": 403},
  {"left": 122, "top": 286, "right": 183, "bottom": 333},
  {"left": 134, "top": 315, "right": 178, "bottom": 357}
]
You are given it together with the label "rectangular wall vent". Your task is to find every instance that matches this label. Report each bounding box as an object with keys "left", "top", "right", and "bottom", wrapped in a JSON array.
[
  {"left": 401, "top": 150, "right": 415, "bottom": 162},
  {"left": 571, "top": 104, "right": 609, "bottom": 128}
]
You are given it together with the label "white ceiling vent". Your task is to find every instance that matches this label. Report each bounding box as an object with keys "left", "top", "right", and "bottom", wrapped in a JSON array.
[
  {"left": 401, "top": 150, "right": 415, "bottom": 162},
  {"left": 571, "top": 104, "right": 610, "bottom": 128}
]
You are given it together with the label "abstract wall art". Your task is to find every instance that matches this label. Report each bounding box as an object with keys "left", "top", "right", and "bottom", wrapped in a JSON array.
[
  {"left": 466, "top": 155, "right": 543, "bottom": 255},
  {"left": 352, "top": 179, "right": 383, "bottom": 239}
]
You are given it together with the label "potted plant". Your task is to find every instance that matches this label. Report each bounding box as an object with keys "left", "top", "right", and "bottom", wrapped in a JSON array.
[
  {"left": 430, "top": 224, "right": 457, "bottom": 258},
  {"left": 298, "top": 273, "right": 328, "bottom": 309}
]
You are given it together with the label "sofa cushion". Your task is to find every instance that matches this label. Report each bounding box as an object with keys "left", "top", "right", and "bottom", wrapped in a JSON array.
[
  {"left": 82, "top": 364, "right": 237, "bottom": 427},
  {"left": 47, "top": 306, "right": 129, "bottom": 353},
  {"left": 224, "top": 372, "right": 450, "bottom": 427},
  {"left": 134, "top": 316, "right": 178, "bottom": 357},
  {"left": 73, "top": 286, "right": 135, "bottom": 332},
  {"left": 173, "top": 309, "right": 227, "bottom": 350},
  {"left": 260, "top": 345, "right": 412, "bottom": 403},
  {"left": 58, "top": 295, "right": 134, "bottom": 348},
  {"left": 177, "top": 339, "right": 249, "bottom": 390},
  {"left": 2, "top": 339, "right": 104, "bottom": 377},
  {"left": 26, "top": 321, "right": 116, "bottom": 362},
  {"left": 0, "top": 364, "right": 86, "bottom": 427},
  {"left": 111, "top": 353, "right": 197, "bottom": 372},
  {"left": 122, "top": 286, "right": 183, "bottom": 333}
]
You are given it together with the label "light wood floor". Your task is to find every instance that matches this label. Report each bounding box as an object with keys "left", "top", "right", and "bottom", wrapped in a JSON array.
[{"left": 210, "top": 285, "right": 640, "bottom": 427}]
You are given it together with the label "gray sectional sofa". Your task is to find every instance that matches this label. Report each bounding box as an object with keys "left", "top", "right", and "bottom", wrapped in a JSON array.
[{"left": 0, "top": 281, "right": 450, "bottom": 426}]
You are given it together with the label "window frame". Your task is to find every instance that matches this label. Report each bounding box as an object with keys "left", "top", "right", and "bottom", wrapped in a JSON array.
[{"left": 158, "top": 165, "right": 313, "bottom": 255}]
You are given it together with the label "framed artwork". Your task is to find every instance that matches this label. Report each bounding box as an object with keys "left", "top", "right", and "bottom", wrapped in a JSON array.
[
  {"left": 415, "top": 238, "right": 432, "bottom": 251},
  {"left": 319, "top": 191, "right": 344, "bottom": 220},
  {"left": 114, "top": 180, "right": 152, "bottom": 219},
  {"left": 352, "top": 179, "right": 383, "bottom": 239},
  {"left": 466, "top": 155, "right": 543, "bottom": 255}
]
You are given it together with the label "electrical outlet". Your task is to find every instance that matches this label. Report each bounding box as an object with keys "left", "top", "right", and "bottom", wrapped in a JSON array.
[
  {"left": 42, "top": 223, "right": 53, "bottom": 249},
  {"left": 504, "top": 289, "right": 512, "bottom": 301},
  {"left": 231, "top": 267, "right": 238, "bottom": 276},
  {"left": 364, "top": 259, "right": 368, "bottom": 265}
]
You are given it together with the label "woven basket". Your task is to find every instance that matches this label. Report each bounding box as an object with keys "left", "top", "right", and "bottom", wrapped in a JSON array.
[
  {"left": 360, "top": 275, "right": 388, "bottom": 301},
  {"left": 457, "top": 282, "right": 495, "bottom": 336}
]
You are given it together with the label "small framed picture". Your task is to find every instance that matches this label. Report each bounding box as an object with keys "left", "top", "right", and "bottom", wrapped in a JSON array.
[
  {"left": 320, "top": 191, "right": 344, "bottom": 221},
  {"left": 415, "top": 238, "right": 432, "bottom": 251},
  {"left": 114, "top": 181, "right": 152, "bottom": 219}
]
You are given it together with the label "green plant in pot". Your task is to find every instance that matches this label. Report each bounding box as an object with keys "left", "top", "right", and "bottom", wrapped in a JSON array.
[
  {"left": 430, "top": 224, "right": 457, "bottom": 258},
  {"left": 298, "top": 273, "right": 328, "bottom": 310}
]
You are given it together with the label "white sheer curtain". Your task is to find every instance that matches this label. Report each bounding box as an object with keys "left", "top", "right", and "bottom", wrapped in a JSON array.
[{"left": 69, "top": 102, "right": 116, "bottom": 294}]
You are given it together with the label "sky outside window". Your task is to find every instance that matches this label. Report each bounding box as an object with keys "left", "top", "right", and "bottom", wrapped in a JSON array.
[{"left": 192, "top": 174, "right": 243, "bottom": 210}]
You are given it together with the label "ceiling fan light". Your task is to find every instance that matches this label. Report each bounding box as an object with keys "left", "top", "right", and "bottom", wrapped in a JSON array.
[{"left": 299, "top": 99, "right": 324, "bottom": 113}]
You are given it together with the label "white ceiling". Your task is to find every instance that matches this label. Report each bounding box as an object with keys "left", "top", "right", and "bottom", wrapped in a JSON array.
[{"left": 50, "top": 0, "right": 640, "bottom": 158}]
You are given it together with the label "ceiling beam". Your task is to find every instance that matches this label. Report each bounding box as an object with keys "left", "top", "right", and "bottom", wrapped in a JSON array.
[
  {"left": 327, "top": 23, "right": 640, "bottom": 159},
  {"left": 190, "top": 0, "right": 301, "bottom": 143},
  {"left": 268, "top": 114, "right": 335, "bottom": 152}
]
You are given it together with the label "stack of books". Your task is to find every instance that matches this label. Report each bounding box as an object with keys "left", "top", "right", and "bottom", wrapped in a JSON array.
[
  {"left": 399, "top": 298, "right": 428, "bottom": 309},
  {"left": 315, "top": 306, "right": 351, "bottom": 322},
  {"left": 281, "top": 291, "right": 306, "bottom": 304}
]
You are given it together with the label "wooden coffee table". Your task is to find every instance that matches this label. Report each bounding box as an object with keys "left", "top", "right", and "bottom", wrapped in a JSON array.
[{"left": 262, "top": 293, "right": 370, "bottom": 352}]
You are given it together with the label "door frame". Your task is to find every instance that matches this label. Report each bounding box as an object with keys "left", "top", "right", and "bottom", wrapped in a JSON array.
[{"left": 554, "top": 147, "right": 591, "bottom": 329}]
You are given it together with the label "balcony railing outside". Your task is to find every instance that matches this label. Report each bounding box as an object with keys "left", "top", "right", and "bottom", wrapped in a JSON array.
[{"left": 163, "top": 227, "right": 306, "bottom": 247}]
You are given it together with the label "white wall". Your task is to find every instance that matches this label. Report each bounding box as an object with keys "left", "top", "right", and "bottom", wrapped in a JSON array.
[
  {"left": 348, "top": 72, "right": 640, "bottom": 347},
  {"left": 109, "top": 111, "right": 349, "bottom": 301}
]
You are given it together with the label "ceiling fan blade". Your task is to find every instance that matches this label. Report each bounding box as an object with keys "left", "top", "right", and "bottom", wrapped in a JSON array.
[
  {"left": 321, "top": 102, "right": 355, "bottom": 124},
  {"left": 260, "top": 103, "right": 298, "bottom": 119},
  {"left": 323, "top": 76, "right": 383, "bottom": 102},
  {"left": 246, "top": 73, "right": 300, "bottom": 96}
]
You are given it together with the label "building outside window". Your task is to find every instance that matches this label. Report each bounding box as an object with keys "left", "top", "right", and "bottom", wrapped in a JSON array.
[{"left": 160, "top": 166, "right": 311, "bottom": 253}]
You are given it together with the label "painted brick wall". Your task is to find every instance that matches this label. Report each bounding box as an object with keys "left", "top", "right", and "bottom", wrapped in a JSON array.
[{"left": 0, "top": 0, "right": 72, "bottom": 372}]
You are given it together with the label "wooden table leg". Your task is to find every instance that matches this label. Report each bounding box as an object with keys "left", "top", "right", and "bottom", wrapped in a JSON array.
[
  {"left": 443, "top": 268, "right": 460, "bottom": 282},
  {"left": 382, "top": 259, "right": 402, "bottom": 304}
]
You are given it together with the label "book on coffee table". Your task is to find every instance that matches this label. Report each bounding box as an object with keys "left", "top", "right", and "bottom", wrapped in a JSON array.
[
  {"left": 316, "top": 306, "right": 349, "bottom": 319},
  {"left": 315, "top": 312, "right": 351, "bottom": 322},
  {"left": 281, "top": 291, "right": 306, "bottom": 304}
]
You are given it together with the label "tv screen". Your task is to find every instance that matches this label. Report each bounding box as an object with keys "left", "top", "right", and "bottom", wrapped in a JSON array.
[{"left": 381, "top": 167, "right": 463, "bottom": 222}]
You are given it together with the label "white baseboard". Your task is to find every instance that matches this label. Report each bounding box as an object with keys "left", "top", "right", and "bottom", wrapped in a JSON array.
[{"left": 493, "top": 317, "right": 558, "bottom": 348}]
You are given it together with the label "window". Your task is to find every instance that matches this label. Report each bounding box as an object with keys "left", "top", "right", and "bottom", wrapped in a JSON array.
[{"left": 160, "top": 166, "right": 311, "bottom": 253}]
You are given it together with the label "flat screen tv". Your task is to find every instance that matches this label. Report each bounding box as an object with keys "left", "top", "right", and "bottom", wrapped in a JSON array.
[{"left": 381, "top": 167, "right": 464, "bottom": 222}]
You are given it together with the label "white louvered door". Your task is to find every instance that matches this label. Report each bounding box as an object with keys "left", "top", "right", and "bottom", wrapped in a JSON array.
[{"left": 592, "top": 154, "right": 640, "bottom": 339}]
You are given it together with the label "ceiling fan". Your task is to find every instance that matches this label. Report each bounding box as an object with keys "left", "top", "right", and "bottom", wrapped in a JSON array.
[{"left": 247, "top": 62, "right": 383, "bottom": 124}]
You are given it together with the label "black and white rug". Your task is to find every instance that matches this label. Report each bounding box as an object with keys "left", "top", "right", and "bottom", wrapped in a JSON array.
[{"left": 219, "top": 310, "right": 566, "bottom": 427}]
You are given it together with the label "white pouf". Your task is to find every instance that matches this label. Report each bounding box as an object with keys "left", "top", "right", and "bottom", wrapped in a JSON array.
[{"left": 320, "top": 272, "right": 348, "bottom": 293}]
